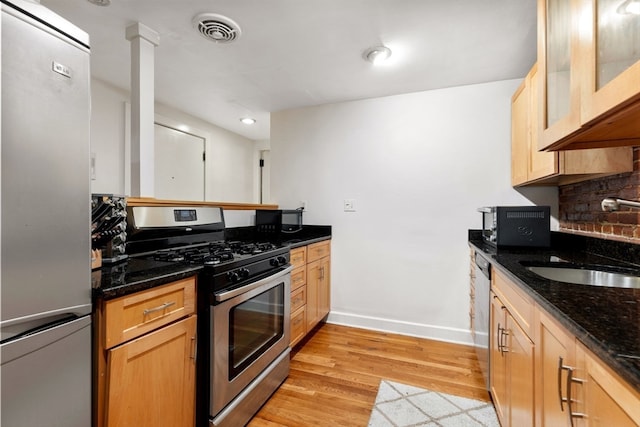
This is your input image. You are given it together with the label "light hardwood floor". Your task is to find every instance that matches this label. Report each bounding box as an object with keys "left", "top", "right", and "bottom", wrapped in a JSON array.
[{"left": 248, "top": 323, "right": 490, "bottom": 426}]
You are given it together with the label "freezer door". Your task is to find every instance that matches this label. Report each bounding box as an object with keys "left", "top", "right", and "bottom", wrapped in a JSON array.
[
  {"left": 1, "top": 2, "right": 91, "bottom": 324},
  {"left": 1, "top": 315, "right": 92, "bottom": 427}
]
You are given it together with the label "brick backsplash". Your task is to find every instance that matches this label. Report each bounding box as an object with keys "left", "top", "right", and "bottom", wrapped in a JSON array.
[{"left": 559, "top": 147, "right": 640, "bottom": 243}]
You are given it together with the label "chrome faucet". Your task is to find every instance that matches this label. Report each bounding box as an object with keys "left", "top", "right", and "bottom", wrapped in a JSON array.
[{"left": 601, "top": 197, "right": 640, "bottom": 211}]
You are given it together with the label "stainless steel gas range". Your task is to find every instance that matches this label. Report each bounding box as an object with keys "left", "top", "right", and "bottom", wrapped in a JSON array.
[{"left": 125, "top": 206, "right": 291, "bottom": 427}]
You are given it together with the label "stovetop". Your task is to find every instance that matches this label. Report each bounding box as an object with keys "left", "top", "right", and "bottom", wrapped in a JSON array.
[
  {"left": 128, "top": 239, "right": 290, "bottom": 294},
  {"left": 146, "top": 240, "right": 284, "bottom": 269}
]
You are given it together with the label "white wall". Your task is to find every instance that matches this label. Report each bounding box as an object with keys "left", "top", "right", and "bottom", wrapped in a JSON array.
[
  {"left": 90, "top": 78, "right": 259, "bottom": 202},
  {"left": 270, "top": 79, "right": 558, "bottom": 345},
  {"left": 90, "top": 78, "right": 129, "bottom": 194}
]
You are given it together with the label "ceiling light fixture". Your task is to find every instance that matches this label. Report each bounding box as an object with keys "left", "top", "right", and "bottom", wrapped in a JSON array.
[
  {"left": 240, "top": 118, "right": 256, "bottom": 125},
  {"left": 363, "top": 46, "right": 392, "bottom": 65},
  {"left": 617, "top": 0, "right": 640, "bottom": 14},
  {"left": 87, "top": 0, "right": 111, "bottom": 5}
]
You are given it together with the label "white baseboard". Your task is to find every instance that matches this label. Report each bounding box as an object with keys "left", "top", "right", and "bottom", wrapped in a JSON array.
[{"left": 326, "top": 310, "right": 474, "bottom": 346}]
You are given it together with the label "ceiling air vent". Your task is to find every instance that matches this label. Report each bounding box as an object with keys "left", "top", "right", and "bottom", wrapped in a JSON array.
[{"left": 193, "top": 13, "right": 242, "bottom": 43}]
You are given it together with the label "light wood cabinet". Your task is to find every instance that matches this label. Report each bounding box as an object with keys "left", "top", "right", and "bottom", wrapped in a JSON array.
[
  {"left": 576, "top": 342, "right": 640, "bottom": 427},
  {"left": 578, "top": 0, "right": 640, "bottom": 129},
  {"left": 289, "top": 246, "right": 307, "bottom": 347},
  {"left": 96, "top": 277, "right": 197, "bottom": 427},
  {"left": 534, "top": 307, "right": 578, "bottom": 427},
  {"left": 538, "top": 0, "right": 640, "bottom": 151},
  {"left": 511, "top": 63, "right": 633, "bottom": 187},
  {"left": 535, "top": 307, "right": 640, "bottom": 427},
  {"left": 490, "top": 270, "right": 535, "bottom": 427},
  {"left": 306, "top": 241, "right": 331, "bottom": 332},
  {"left": 288, "top": 240, "right": 331, "bottom": 347},
  {"left": 105, "top": 316, "right": 197, "bottom": 427},
  {"left": 490, "top": 291, "right": 509, "bottom": 423},
  {"left": 487, "top": 263, "right": 640, "bottom": 427}
]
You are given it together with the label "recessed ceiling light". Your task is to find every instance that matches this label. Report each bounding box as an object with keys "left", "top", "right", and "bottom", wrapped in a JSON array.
[
  {"left": 240, "top": 118, "right": 256, "bottom": 125},
  {"left": 363, "top": 46, "right": 392, "bottom": 65},
  {"left": 87, "top": 0, "right": 111, "bottom": 5}
]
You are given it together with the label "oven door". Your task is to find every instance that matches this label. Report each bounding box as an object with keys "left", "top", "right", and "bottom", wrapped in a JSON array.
[{"left": 210, "top": 266, "right": 292, "bottom": 417}]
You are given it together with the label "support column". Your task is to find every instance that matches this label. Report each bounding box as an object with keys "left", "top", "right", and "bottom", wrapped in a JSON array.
[{"left": 125, "top": 22, "right": 159, "bottom": 197}]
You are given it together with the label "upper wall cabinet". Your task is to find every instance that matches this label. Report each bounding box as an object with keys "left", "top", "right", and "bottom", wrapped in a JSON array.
[
  {"left": 538, "top": 0, "right": 640, "bottom": 150},
  {"left": 511, "top": 63, "right": 633, "bottom": 187}
]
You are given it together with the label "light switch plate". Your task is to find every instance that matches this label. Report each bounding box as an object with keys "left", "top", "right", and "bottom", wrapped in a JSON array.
[{"left": 344, "top": 199, "right": 356, "bottom": 212}]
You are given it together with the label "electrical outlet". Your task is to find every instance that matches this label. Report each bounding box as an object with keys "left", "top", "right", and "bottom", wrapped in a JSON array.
[{"left": 344, "top": 199, "right": 356, "bottom": 212}]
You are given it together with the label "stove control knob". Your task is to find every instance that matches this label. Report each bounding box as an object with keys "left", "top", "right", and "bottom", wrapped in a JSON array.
[
  {"left": 239, "top": 268, "right": 250, "bottom": 279},
  {"left": 227, "top": 271, "right": 240, "bottom": 283},
  {"left": 270, "top": 258, "right": 279, "bottom": 267},
  {"left": 277, "top": 256, "right": 287, "bottom": 266}
]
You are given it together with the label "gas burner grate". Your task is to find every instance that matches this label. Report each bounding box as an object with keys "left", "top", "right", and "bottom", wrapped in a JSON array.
[{"left": 228, "top": 241, "right": 279, "bottom": 255}]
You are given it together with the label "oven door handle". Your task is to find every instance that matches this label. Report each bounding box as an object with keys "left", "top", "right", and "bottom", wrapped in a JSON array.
[{"left": 215, "top": 265, "right": 293, "bottom": 303}]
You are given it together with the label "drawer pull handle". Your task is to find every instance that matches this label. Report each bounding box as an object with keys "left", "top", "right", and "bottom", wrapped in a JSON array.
[
  {"left": 190, "top": 336, "right": 197, "bottom": 362},
  {"left": 558, "top": 356, "right": 585, "bottom": 427},
  {"left": 566, "top": 363, "right": 585, "bottom": 426},
  {"left": 143, "top": 301, "right": 176, "bottom": 316}
]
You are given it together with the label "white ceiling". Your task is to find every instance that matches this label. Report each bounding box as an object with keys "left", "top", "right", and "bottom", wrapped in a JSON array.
[{"left": 40, "top": 0, "right": 537, "bottom": 141}]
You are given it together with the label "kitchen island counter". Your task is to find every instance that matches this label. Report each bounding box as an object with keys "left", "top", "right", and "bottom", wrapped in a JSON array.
[{"left": 469, "top": 230, "right": 640, "bottom": 393}]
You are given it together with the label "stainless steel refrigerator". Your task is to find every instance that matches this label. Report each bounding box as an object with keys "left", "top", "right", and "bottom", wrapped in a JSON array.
[{"left": 1, "top": 1, "right": 92, "bottom": 425}]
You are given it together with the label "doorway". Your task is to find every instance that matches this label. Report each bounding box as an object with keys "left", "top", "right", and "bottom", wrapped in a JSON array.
[{"left": 154, "top": 123, "right": 205, "bottom": 201}]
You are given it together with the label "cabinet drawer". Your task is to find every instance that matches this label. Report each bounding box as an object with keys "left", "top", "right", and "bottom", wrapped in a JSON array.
[
  {"left": 291, "top": 266, "right": 306, "bottom": 291},
  {"left": 290, "top": 305, "right": 306, "bottom": 347},
  {"left": 291, "top": 285, "right": 306, "bottom": 312},
  {"left": 307, "top": 240, "right": 330, "bottom": 263},
  {"left": 290, "top": 247, "right": 307, "bottom": 269},
  {"left": 104, "top": 277, "right": 196, "bottom": 349},
  {"left": 492, "top": 269, "right": 533, "bottom": 337}
]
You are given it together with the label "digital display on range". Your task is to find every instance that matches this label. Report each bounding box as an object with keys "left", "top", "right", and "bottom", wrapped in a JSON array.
[{"left": 174, "top": 209, "right": 197, "bottom": 222}]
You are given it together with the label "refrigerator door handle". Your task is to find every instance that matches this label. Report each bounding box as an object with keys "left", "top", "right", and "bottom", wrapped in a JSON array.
[
  {"left": 0, "top": 313, "right": 79, "bottom": 345},
  {"left": 0, "top": 315, "right": 91, "bottom": 365}
]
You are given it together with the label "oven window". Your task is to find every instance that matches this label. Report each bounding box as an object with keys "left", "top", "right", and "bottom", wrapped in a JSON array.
[{"left": 229, "top": 283, "right": 285, "bottom": 379}]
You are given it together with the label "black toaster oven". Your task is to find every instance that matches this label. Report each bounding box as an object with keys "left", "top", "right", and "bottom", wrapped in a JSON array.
[{"left": 478, "top": 206, "right": 550, "bottom": 247}]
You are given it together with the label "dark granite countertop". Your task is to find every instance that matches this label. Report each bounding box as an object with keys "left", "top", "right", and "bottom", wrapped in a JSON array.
[
  {"left": 93, "top": 225, "right": 332, "bottom": 300},
  {"left": 225, "top": 225, "right": 332, "bottom": 249},
  {"left": 92, "top": 258, "right": 202, "bottom": 300},
  {"left": 469, "top": 230, "right": 640, "bottom": 393}
]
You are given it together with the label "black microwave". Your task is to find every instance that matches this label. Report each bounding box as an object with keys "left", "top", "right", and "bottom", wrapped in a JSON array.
[
  {"left": 478, "top": 206, "right": 550, "bottom": 247},
  {"left": 256, "top": 209, "right": 303, "bottom": 234}
]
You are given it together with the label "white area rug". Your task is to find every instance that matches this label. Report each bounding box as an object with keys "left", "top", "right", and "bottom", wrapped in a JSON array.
[{"left": 368, "top": 380, "right": 500, "bottom": 427}]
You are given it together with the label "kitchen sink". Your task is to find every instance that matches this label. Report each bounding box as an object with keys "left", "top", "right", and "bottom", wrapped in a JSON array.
[{"left": 524, "top": 264, "right": 640, "bottom": 289}]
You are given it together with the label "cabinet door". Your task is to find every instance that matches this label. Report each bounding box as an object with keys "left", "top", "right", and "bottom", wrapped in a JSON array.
[
  {"left": 290, "top": 305, "right": 306, "bottom": 347},
  {"left": 576, "top": 343, "right": 640, "bottom": 427},
  {"left": 105, "top": 316, "right": 197, "bottom": 427},
  {"left": 527, "top": 65, "right": 558, "bottom": 181},
  {"left": 512, "top": 63, "right": 557, "bottom": 185},
  {"left": 508, "top": 314, "right": 535, "bottom": 427},
  {"left": 318, "top": 256, "right": 331, "bottom": 321},
  {"left": 490, "top": 292, "right": 509, "bottom": 425},
  {"left": 512, "top": 77, "right": 531, "bottom": 186},
  {"left": 579, "top": 0, "right": 640, "bottom": 125},
  {"left": 306, "top": 259, "right": 321, "bottom": 331},
  {"left": 535, "top": 309, "right": 576, "bottom": 427},
  {"left": 538, "top": 0, "right": 582, "bottom": 150}
]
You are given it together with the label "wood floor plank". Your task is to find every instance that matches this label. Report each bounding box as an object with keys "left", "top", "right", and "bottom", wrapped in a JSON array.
[{"left": 248, "top": 323, "right": 491, "bottom": 426}]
